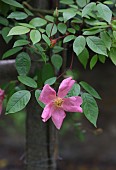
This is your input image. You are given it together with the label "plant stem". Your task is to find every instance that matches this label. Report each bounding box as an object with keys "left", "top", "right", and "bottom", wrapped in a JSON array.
[{"left": 23, "top": 1, "right": 53, "bottom": 15}]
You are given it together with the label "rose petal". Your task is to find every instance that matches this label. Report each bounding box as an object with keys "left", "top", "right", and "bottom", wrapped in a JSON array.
[
  {"left": 0, "top": 89, "right": 4, "bottom": 101},
  {"left": 63, "top": 96, "right": 83, "bottom": 113},
  {"left": 51, "top": 107, "right": 66, "bottom": 129},
  {"left": 57, "top": 77, "right": 75, "bottom": 98},
  {"left": 39, "top": 84, "right": 56, "bottom": 104},
  {"left": 41, "top": 103, "right": 53, "bottom": 122},
  {"left": 0, "top": 89, "right": 4, "bottom": 97}
]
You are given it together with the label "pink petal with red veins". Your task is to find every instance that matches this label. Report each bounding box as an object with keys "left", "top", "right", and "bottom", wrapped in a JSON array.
[
  {"left": 0, "top": 89, "right": 4, "bottom": 97},
  {"left": 39, "top": 84, "right": 56, "bottom": 104},
  {"left": 51, "top": 107, "right": 66, "bottom": 129},
  {"left": 63, "top": 96, "right": 83, "bottom": 113},
  {"left": 0, "top": 89, "right": 4, "bottom": 101},
  {"left": 41, "top": 103, "right": 53, "bottom": 122},
  {"left": 57, "top": 77, "right": 75, "bottom": 98}
]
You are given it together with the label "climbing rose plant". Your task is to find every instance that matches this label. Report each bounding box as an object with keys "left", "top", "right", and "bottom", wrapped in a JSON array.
[{"left": 0, "top": 0, "right": 116, "bottom": 129}]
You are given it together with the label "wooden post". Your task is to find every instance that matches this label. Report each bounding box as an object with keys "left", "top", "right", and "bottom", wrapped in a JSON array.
[
  {"left": 30, "top": 0, "right": 49, "bottom": 9},
  {"left": 25, "top": 1, "right": 57, "bottom": 170},
  {"left": 0, "top": 60, "right": 16, "bottom": 82},
  {"left": 26, "top": 98, "right": 57, "bottom": 170}
]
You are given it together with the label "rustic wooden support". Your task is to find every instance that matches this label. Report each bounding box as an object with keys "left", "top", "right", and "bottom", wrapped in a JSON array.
[
  {"left": 26, "top": 102, "right": 57, "bottom": 170},
  {"left": 0, "top": 60, "right": 16, "bottom": 83},
  {"left": 25, "top": 1, "right": 57, "bottom": 170}
]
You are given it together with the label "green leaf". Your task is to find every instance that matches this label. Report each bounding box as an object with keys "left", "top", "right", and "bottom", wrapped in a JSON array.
[
  {"left": 30, "top": 30, "right": 41, "bottom": 44},
  {"left": 83, "top": 29, "right": 102, "bottom": 36},
  {"left": 24, "top": 8, "right": 34, "bottom": 16},
  {"left": 18, "top": 76, "right": 37, "bottom": 88},
  {"left": 58, "top": 23, "right": 67, "bottom": 34},
  {"left": 76, "top": 0, "right": 90, "bottom": 7},
  {"left": 46, "top": 23, "right": 57, "bottom": 37},
  {"left": 15, "top": 52, "right": 31, "bottom": 76},
  {"left": 6, "top": 90, "right": 31, "bottom": 114},
  {"left": 42, "top": 34, "right": 50, "bottom": 46},
  {"left": 53, "top": 46, "right": 64, "bottom": 53},
  {"left": 80, "top": 81, "right": 101, "bottom": 99},
  {"left": 68, "top": 83, "right": 80, "bottom": 97},
  {"left": 58, "top": 17, "right": 64, "bottom": 22},
  {"left": 98, "top": 54, "right": 106, "bottom": 63},
  {"left": 44, "top": 77, "right": 57, "bottom": 85},
  {"left": 97, "top": 3, "right": 112, "bottom": 24},
  {"left": 45, "top": 15, "right": 54, "bottom": 22},
  {"left": 51, "top": 54, "right": 63, "bottom": 70},
  {"left": 29, "top": 17, "right": 47, "bottom": 27},
  {"left": 111, "top": 21, "right": 116, "bottom": 31},
  {"left": 73, "top": 23, "right": 81, "bottom": 30},
  {"left": 8, "top": 26, "right": 30, "bottom": 36},
  {"left": 73, "top": 36, "right": 86, "bottom": 56},
  {"left": 35, "top": 44, "right": 47, "bottom": 62},
  {"left": 69, "top": 5, "right": 78, "bottom": 9},
  {"left": 86, "top": 36, "right": 107, "bottom": 56},
  {"left": 100, "top": 31, "right": 111, "bottom": 51},
  {"left": 78, "top": 48, "right": 89, "bottom": 69},
  {"left": 1, "top": 0, "right": 23, "bottom": 8},
  {"left": 2, "top": 47, "right": 22, "bottom": 59},
  {"left": 42, "top": 63, "right": 54, "bottom": 82},
  {"left": 82, "top": 2, "right": 96, "bottom": 17},
  {"left": 85, "top": 19, "right": 108, "bottom": 26},
  {"left": 82, "top": 93, "right": 99, "bottom": 127},
  {"left": 13, "top": 39, "right": 29, "bottom": 48},
  {"left": 0, "top": 16, "right": 9, "bottom": 26},
  {"left": 84, "top": 25, "right": 108, "bottom": 30},
  {"left": 35, "top": 90, "right": 45, "bottom": 108},
  {"left": 63, "top": 9, "right": 76, "bottom": 23},
  {"left": 103, "top": 1, "right": 113, "bottom": 5},
  {"left": 90, "top": 54, "right": 98, "bottom": 69},
  {"left": 109, "top": 48, "right": 116, "bottom": 65},
  {"left": 18, "top": 23, "right": 35, "bottom": 29},
  {"left": 39, "top": 28, "right": 45, "bottom": 33},
  {"left": 113, "top": 31, "right": 116, "bottom": 40},
  {"left": 60, "top": 0, "right": 74, "bottom": 5},
  {"left": 1, "top": 27, "right": 12, "bottom": 43},
  {"left": 5, "top": 81, "right": 16, "bottom": 99},
  {"left": 7, "top": 12, "right": 28, "bottom": 20},
  {"left": 63, "top": 35, "right": 75, "bottom": 43},
  {"left": 67, "top": 28, "right": 76, "bottom": 34}
]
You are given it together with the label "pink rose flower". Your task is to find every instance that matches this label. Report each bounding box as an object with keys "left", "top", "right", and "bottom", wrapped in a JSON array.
[
  {"left": 0, "top": 89, "right": 5, "bottom": 115},
  {"left": 39, "top": 77, "right": 83, "bottom": 129}
]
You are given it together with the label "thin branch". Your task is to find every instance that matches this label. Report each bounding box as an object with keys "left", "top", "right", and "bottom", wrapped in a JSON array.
[
  {"left": 69, "top": 52, "right": 74, "bottom": 70},
  {"left": 57, "top": 51, "right": 75, "bottom": 80},
  {"left": 57, "top": 69, "right": 67, "bottom": 80},
  {"left": 56, "top": 33, "right": 70, "bottom": 41},
  {"left": 56, "top": 0, "right": 59, "bottom": 8},
  {"left": 23, "top": 1, "right": 53, "bottom": 15}
]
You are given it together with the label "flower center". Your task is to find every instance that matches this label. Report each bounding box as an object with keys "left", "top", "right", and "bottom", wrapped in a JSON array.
[{"left": 54, "top": 97, "right": 63, "bottom": 107}]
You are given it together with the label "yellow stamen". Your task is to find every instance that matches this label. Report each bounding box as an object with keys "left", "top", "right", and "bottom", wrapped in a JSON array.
[{"left": 54, "top": 97, "right": 63, "bottom": 107}]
